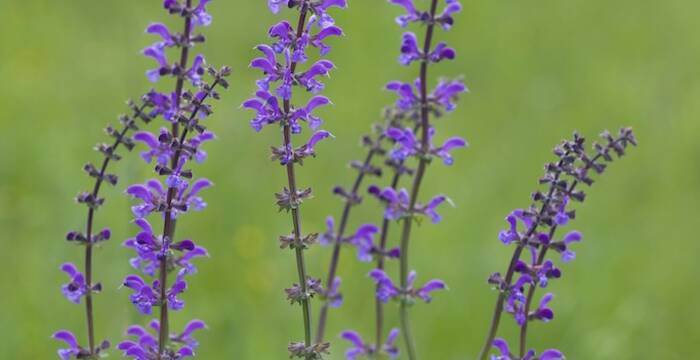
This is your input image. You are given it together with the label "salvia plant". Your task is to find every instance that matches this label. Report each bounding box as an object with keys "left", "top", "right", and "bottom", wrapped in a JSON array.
[
  {"left": 55, "top": 0, "right": 230, "bottom": 359},
  {"left": 54, "top": 1, "right": 638, "bottom": 359},
  {"left": 242, "top": 0, "right": 347, "bottom": 358},
  {"left": 477, "top": 128, "right": 637, "bottom": 360}
]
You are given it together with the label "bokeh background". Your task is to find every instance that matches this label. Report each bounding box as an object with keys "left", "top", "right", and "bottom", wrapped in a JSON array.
[{"left": 1, "top": 0, "right": 698, "bottom": 358}]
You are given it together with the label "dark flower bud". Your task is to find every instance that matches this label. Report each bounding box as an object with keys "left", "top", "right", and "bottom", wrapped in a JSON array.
[{"left": 95, "top": 143, "right": 121, "bottom": 161}]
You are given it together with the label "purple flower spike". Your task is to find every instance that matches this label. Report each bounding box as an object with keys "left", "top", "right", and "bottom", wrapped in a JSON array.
[{"left": 60, "top": 263, "right": 89, "bottom": 304}]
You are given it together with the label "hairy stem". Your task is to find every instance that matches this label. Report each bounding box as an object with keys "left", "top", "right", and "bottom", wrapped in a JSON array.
[
  {"left": 279, "top": 4, "right": 314, "bottom": 351},
  {"left": 397, "top": 1, "right": 438, "bottom": 359},
  {"left": 83, "top": 103, "right": 148, "bottom": 353},
  {"left": 316, "top": 145, "right": 382, "bottom": 343}
]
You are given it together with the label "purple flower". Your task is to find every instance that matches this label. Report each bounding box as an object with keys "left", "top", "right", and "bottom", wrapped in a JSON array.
[
  {"left": 385, "top": 126, "right": 466, "bottom": 165},
  {"left": 134, "top": 128, "right": 174, "bottom": 165},
  {"left": 326, "top": 276, "right": 344, "bottom": 308},
  {"left": 122, "top": 271, "right": 188, "bottom": 315},
  {"left": 553, "top": 196, "right": 571, "bottom": 225},
  {"left": 386, "top": 78, "right": 467, "bottom": 114},
  {"left": 192, "top": 0, "right": 213, "bottom": 27},
  {"left": 418, "top": 194, "right": 454, "bottom": 224},
  {"left": 267, "top": 0, "right": 286, "bottom": 14},
  {"left": 347, "top": 224, "right": 380, "bottom": 262},
  {"left": 388, "top": 0, "right": 421, "bottom": 27},
  {"left": 368, "top": 269, "right": 446, "bottom": 303},
  {"left": 551, "top": 230, "right": 582, "bottom": 263},
  {"left": 399, "top": 32, "right": 422, "bottom": 65},
  {"left": 340, "top": 328, "right": 400, "bottom": 360},
  {"left": 498, "top": 211, "right": 524, "bottom": 245},
  {"left": 319, "top": 216, "right": 337, "bottom": 246},
  {"left": 52, "top": 330, "right": 86, "bottom": 360},
  {"left": 118, "top": 319, "right": 202, "bottom": 359},
  {"left": 243, "top": 90, "right": 284, "bottom": 132},
  {"left": 436, "top": 0, "right": 463, "bottom": 31},
  {"left": 491, "top": 338, "right": 564, "bottom": 360},
  {"left": 146, "top": 23, "right": 176, "bottom": 48},
  {"left": 126, "top": 178, "right": 211, "bottom": 219},
  {"left": 294, "top": 130, "right": 334, "bottom": 160},
  {"left": 60, "top": 263, "right": 88, "bottom": 304},
  {"left": 367, "top": 185, "right": 411, "bottom": 220},
  {"left": 144, "top": 45, "right": 170, "bottom": 83},
  {"left": 531, "top": 293, "right": 555, "bottom": 323}
]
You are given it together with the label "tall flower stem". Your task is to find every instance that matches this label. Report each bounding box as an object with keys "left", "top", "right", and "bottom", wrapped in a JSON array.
[
  {"left": 398, "top": 1, "right": 439, "bottom": 358},
  {"left": 156, "top": 6, "right": 195, "bottom": 356},
  {"left": 516, "top": 145, "right": 620, "bottom": 357},
  {"left": 477, "top": 154, "right": 571, "bottom": 360},
  {"left": 281, "top": 4, "right": 314, "bottom": 349},
  {"left": 83, "top": 102, "right": 148, "bottom": 354},
  {"left": 316, "top": 145, "right": 383, "bottom": 344}
]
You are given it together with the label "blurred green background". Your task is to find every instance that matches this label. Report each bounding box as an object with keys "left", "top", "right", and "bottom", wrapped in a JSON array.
[{"left": 1, "top": 0, "right": 698, "bottom": 358}]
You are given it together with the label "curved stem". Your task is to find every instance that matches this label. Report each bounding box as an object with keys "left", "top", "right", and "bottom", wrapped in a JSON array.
[
  {"left": 397, "top": 1, "right": 439, "bottom": 359},
  {"left": 82, "top": 102, "right": 148, "bottom": 354},
  {"left": 316, "top": 146, "right": 381, "bottom": 343}
]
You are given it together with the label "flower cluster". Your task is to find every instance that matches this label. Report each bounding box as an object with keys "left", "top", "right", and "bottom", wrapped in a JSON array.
[
  {"left": 243, "top": 1, "right": 347, "bottom": 358},
  {"left": 118, "top": 320, "right": 206, "bottom": 359},
  {"left": 337, "top": 1, "right": 467, "bottom": 358},
  {"left": 115, "top": 1, "right": 229, "bottom": 359},
  {"left": 480, "top": 128, "right": 637, "bottom": 359}
]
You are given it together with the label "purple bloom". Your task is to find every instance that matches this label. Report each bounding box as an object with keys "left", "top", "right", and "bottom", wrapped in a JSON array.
[
  {"left": 122, "top": 272, "right": 187, "bottom": 315},
  {"left": 491, "top": 338, "right": 564, "bottom": 360},
  {"left": 60, "top": 263, "right": 88, "bottom": 304},
  {"left": 368, "top": 269, "right": 446, "bottom": 303},
  {"left": 399, "top": 32, "right": 421, "bottom": 65},
  {"left": 118, "top": 319, "right": 203, "bottom": 359},
  {"left": 531, "top": 293, "right": 555, "bottom": 323},
  {"left": 388, "top": 0, "right": 421, "bottom": 27},
  {"left": 325, "top": 276, "right": 344, "bottom": 308},
  {"left": 340, "top": 328, "right": 400, "bottom": 360},
  {"left": 386, "top": 78, "right": 467, "bottom": 114},
  {"left": 319, "top": 216, "right": 337, "bottom": 246},
  {"left": 134, "top": 128, "right": 174, "bottom": 165},
  {"left": 418, "top": 194, "right": 454, "bottom": 224},
  {"left": 385, "top": 126, "right": 467, "bottom": 165},
  {"left": 126, "top": 178, "right": 211, "bottom": 219},
  {"left": 553, "top": 230, "right": 582, "bottom": 263},
  {"left": 347, "top": 224, "right": 380, "bottom": 262},
  {"left": 367, "top": 185, "right": 411, "bottom": 220},
  {"left": 52, "top": 330, "right": 85, "bottom": 360}
]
